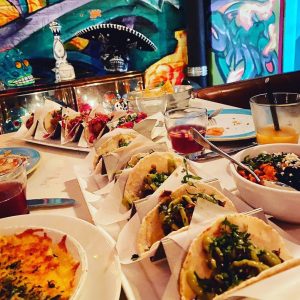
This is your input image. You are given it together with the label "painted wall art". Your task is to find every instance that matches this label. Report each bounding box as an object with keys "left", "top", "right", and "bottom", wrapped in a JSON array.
[
  {"left": 283, "top": 1, "right": 300, "bottom": 73},
  {"left": 210, "top": 0, "right": 284, "bottom": 85},
  {"left": 0, "top": 0, "right": 185, "bottom": 86}
]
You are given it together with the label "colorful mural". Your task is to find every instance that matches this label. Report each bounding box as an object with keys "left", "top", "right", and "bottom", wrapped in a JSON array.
[
  {"left": 283, "top": 1, "right": 300, "bottom": 72},
  {"left": 0, "top": 48, "right": 34, "bottom": 87},
  {"left": 210, "top": 0, "right": 282, "bottom": 85},
  {"left": 144, "top": 30, "right": 187, "bottom": 88},
  {"left": 0, "top": 0, "right": 290, "bottom": 89},
  {"left": 0, "top": 0, "right": 184, "bottom": 84}
]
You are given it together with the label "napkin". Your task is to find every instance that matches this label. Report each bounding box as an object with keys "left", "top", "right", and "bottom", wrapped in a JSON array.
[{"left": 15, "top": 107, "right": 43, "bottom": 138}]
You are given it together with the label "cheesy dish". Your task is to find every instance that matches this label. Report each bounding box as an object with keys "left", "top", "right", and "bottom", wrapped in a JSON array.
[
  {"left": 0, "top": 153, "right": 27, "bottom": 175},
  {"left": 0, "top": 229, "right": 80, "bottom": 299}
]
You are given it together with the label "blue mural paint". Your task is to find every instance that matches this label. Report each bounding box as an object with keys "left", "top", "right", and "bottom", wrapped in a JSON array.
[
  {"left": 211, "top": 0, "right": 279, "bottom": 84},
  {"left": 0, "top": 0, "right": 93, "bottom": 50},
  {"left": 283, "top": 1, "right": 300, "bottom": 72},
  {"left": 0, "top": 48, "right": 34, "bottom": 87},
  {"left": 0, "top": 0, "right": 184, "bottom": 80}
]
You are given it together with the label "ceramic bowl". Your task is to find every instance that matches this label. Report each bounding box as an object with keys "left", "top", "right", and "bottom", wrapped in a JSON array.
[
  {"left": 230, "top": 143, "right": 300, "bottom": 223},
  {"left": 0, "top": 226, "right": 88, "bottom": 299}
]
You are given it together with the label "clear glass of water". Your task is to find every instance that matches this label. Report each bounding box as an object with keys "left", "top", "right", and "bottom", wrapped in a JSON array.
[{"left": 136, "top": 95, "right": 168, "bottom": 115}]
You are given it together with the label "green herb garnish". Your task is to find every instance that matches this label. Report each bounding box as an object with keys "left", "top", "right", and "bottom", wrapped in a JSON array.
[
  {"left": 188, "top": 218, "right": 282, "bottom": 299},
  {"left": 181, "top": 159, "right": 202, "bottom": 183}
]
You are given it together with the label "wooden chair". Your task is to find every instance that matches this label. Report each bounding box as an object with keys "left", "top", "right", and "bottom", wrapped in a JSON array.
[{"left": 193, "top": 71, "right": 300, "bottom": 108}]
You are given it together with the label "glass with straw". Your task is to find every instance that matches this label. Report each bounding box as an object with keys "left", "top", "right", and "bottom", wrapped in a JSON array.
[{"left": 250, "top": 91, "right": 300, "bottom": 144}]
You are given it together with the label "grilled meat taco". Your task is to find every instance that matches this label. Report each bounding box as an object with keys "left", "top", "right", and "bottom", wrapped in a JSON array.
[
  {"left": 122, "top": 152, "right": 183, "bottom": 209},
  {"left": 93, "top": 132, "right": 138, "bottom": 169},
  {"left": 62, "top": 113, "right": 83, "bottom": 142},
  {"left": 43, "top": 108, "right": 62, "bottom": 138},
  {"left": 179, "top": 214, "right": 294, "bottom": 300},
  {"left": 137, "top": 182, "right": 236, "bottom": 254},
  {"left": 84, "top": 113, "right": 111, "bottom": 145},
  {"left": 25, "top": 113, "right": 34, "bottom": 130}
]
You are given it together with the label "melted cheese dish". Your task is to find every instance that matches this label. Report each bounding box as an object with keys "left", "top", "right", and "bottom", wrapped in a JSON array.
[
  {"left": 0, "top": 229, "right": 79, "bottom": 299},
  {"left": 0, "top": 154, "right": 26, "bottom": 175}
]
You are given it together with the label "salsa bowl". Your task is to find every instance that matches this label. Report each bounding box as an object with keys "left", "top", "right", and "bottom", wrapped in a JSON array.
[{"left": 230, "top": 143, "right": 300, "bottom": 223}]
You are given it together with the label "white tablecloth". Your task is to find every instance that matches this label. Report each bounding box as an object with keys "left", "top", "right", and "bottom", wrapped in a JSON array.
[
  {"left": 0, "top": 99, "right": 233, "bottom": 223},
  {"left": 1, "top": 99, "right": 299, "bottom": 239},
  {"left": 0, "top": 132, "right": 93, "bottom": 222}
]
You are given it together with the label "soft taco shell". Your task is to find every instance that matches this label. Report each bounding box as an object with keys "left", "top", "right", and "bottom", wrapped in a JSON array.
[
  {"left": 63, "top": 117, "right": 83, "bottom": 143},
  {"left": 43, "top": 110, "right": 61, "bottom": 138},
  {"left": 123, "top": 152, "right": 183, "bottom": 207},
  {"left": 126, "top": 152, "right": 149, "bottom": 168},
  {"left": 44, "top": 111, "right": 56, "bottom": 134},
  {"left": 84, "top": 123, "right": 109, "bottom": 146},
  {"left": 93, "top": 132, "right": 138, "bottom": 168},
  {"left": 179, "top": 214, "right": 294, "bottom": 300},
  {"left": 137, "top": 182, "right": 236, "bottom": 254}
]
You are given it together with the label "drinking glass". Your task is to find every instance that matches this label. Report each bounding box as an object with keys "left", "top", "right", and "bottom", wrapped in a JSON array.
[
  {"left": 0, "top": 157, "right": 28, "bottom": 218},
  {"left": 164, "top": 107, "right": 208, "bottom": 160},
  {"left": 250, "top": 93, "right": 300, "bottom": 144},
  {"left": 136, "top": 95, "right": 168, "bottom": 115}
]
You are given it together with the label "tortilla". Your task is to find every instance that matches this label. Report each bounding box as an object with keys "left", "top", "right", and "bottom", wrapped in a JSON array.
[
  {"left": 93, "top": 132, "right": 138, "bottom": 169},
  {"left": 43, "top": 109, "right": 62, "bottom": 139},
  {"left": 84, "top": 113, "right": 111, "bottom": 145},
  {"left": 43, "top": 111, "right": 56, "bottom": 134},
  {"left": 123, "top": 152, "right": 183, "bottom": 209},
  {"left": 137, "top": 182, "right": 236, "bottom": 254},
  {"left": 179, "top": 214, "right": 295, "bottom": 300},
  {"left": 63, "top": 113, "right": 83, "bottom": 142},
  {"left": 126, "top": 152, "right": 150, "bottom": 168}
]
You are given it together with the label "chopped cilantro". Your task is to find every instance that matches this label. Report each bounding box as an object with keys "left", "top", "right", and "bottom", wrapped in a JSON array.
[
  {"left": 190, "top": 218, "right": 282, "bottom": 298},
  {"left": 181, "top": 159, "right": 202, "bottom": 183}
]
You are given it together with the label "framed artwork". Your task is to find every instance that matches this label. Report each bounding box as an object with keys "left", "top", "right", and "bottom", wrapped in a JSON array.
[
  {"left": 210, "top": 0, "right": 284, "bottom": 85},
  {"left": 283, "top": 1, "right": 300, "bottom": 72}
]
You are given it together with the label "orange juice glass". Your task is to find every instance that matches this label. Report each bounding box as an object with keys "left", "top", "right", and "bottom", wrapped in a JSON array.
[{"left": 250, "top": 93, "right": 300, "bottom": 144}]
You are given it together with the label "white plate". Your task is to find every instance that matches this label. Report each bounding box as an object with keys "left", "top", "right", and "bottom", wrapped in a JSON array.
[
  {"left": 0, "top": 214, "right": 122, "bottom": 300},
  {"left": 207, "top": 108, "right": 256, "bottom": 141},
  {"left": 23, "top": 137, "right": 91, "bottom": 152}
]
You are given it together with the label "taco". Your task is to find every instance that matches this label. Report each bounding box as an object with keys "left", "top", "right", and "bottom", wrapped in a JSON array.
[
  {"left": 84, "top": 113, "right": 111, "bottom": 145},
  {"left": 62, "top": 113, "right": 83, "bottom": 142},
  {"left": 113, "top": 111, "right": 147, "bottom": 129},
  {"left": 93, "top": 132, "right": 138, "bottom": 169},
  {"left": 25, "top": 113, "right": 34, "bottom": 130},
  {"left": 126, "top": 152, "right": 151, "bottom": 168},
  {"left": 43, "top": 108, "right": 62, "bottom": 138},
  {"left": 137, "top": 182, "right": 236, "bottom": 254},
  {"left": 122, "top": 152, "right": 183, "bottom": 209},
  {"left": 179, "top": 214, "right": 295, "bottom": 300}
]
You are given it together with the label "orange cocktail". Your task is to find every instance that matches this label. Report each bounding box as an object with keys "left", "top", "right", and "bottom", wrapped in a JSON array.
[
  {"left": 256, "top": 125, "right": 299, "bottom": 144},
  {"left": 250, "top": 92, "right": 300, "bottom": 145}
]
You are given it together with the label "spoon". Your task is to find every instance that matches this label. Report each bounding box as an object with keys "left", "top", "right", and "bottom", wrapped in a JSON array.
[{"left": 190, "top": 128, "right": 297, "bottom": 191}]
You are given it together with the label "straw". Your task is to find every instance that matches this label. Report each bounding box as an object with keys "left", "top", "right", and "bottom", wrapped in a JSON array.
[{"left": 265, "top": 77, "right": 280, "bottom": 131}]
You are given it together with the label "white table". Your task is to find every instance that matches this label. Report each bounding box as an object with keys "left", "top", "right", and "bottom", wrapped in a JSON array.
[
  {"left": 1, "top": 99, "right": 299, "bottom": 239},
  {"left": 0, "top": 100, "right": 232, "bottom": 222},
  {"left": 0, "top": 133, "right": 93, "bottom": 223}
]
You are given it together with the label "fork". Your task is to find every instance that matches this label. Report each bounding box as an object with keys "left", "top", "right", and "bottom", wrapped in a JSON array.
[
  {"left": 207, "top": 108, "right": 222, "bottom": 126},
  {"left": 208, "top": 118, "right": 217, "bottom": 126}
]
